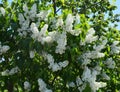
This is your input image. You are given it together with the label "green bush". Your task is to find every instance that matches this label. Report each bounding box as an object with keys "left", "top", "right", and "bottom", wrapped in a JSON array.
[{"left": 0, "top": 0, "right": 120, "bottom": 92}]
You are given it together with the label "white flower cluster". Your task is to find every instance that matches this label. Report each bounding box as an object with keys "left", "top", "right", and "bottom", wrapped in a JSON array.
[
  {"left": 38, "top": 78, "right": 52, "bottom": 92},
  {"left": 31, "top": 22, "right": 67, "bottom": 54},
  {"left": 82, "top": 67, "right": 105, "bottom": 92},
  {"left": 80, "top": 37, "right": 107, "bottom": 66},
  {"left": 29, "top": 50, "right": 35, "bottom": 58},
  {"left": 0, "top": 42, "right": 10, "bottom": 55},
  {"left": 68, "top": 76, "right": 83, "bottom": 88},
  {"left": 101, "top": 72, "right": 110, "bottom": 80},
  {"left": 64, "top": 14, "right": 81, "bottom": 36},
  {"left": 83, "top": 50, "right": 105, "bottom": 59},
  {"left": 110, "top": 41, "right": 120, "bottom": 54},
  {"left": 75, "top": 14, "right": 80, "bottom": 24},
  {"left": 18, "top": 5, "right": 83, "bottom": 55},
  {"left": 18, "top": 12, "right": 30, "bottom": 36},
  {"left": 104, "top": 58, "right": 115, "bottom": 69},
  {"left": 34, "top": 14, "right": 81, "bottom": 54},
  {"left": 1, "top": 66, "right": 20, "bottom": 76},
  {"left": 24, "top": 81, "right": 31, "bottom": 91},
  {"left": 74, "top": 36, "right": 109, "bottom": 91},
  {"left": 81, "top": 51, "right": 105, "bottom": 66},
  {"left": 30, "top": 23, "right": 39, "bottom": 40},
  {"left": 55, "top": 31, "right": 67, "bottom": 54},
  {"left": 80, "top": 28, "right": 98, "bottom": 45},
  {"left": 68, "top": 67, "right": 106, "bottom": 92},
  {"left": 44, "top": 53, "right": 69, "bottom": 72},
  {"left": 18, "top": 3, "right": 48, "bottom": 37},
  {"left": 31, "top": 23, "right": 67, "bottom": 54},
  {"left": 56, "top": 18, "right": 64, "bottom": 28},
  {"left": 93, "top": 37, "right": 108, "bottom": 51},
  {"left": 36, "top": 10, "right": 48, "bottom": 20},
  {"left": 31, "top": 23, "right": 57, "bottom": 44},
  {"left": 65, "top": 14, "right": 74, "bottom": 32},
  {"left": 0, "top": 7, "right": 5, "bottom": 16},
  {"left": 23, "top": 4, "right": 37, "bottom": 20}
]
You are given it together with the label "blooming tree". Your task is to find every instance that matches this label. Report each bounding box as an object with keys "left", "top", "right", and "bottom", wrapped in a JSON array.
[{"left": 0, "top": 0, "right": 120, "bottom": 92}]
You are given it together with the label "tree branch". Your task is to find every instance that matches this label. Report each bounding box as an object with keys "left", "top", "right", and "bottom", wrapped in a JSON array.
[{"left": 53, "top": 0, "right": 56, "bottom": 16}]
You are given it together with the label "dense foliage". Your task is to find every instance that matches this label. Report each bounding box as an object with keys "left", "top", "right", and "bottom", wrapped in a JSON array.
[{"left": 0, "top": 0, "right": 120, "bottom": 92}]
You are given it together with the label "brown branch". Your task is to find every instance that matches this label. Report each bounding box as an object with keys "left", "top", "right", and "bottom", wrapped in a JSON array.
[
  {"left": 53, "top": 0, "right": 56, "bottom": 16},
  {"left": 7, "top": 81, "right": 13, "bottom": 92}
]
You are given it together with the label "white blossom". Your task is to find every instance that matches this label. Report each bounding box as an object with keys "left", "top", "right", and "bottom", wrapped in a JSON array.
[
  {"left": 24, "top": 81, "right": 31, "bottom": 91},
  {"left": 78, "top": 83, "right": 86, "bottom": 92},
  {"left": 40, "top": 24, "right": 48, "bottom": 36},
  {"left": 37, "top": 24, "right": 48, "bottom": 43},
  {"left": 1, "top": 45, "right": 10, "bottom": 53},
  {"left": 81, "top": 58, "right": 91, "bottom": 66},
  {"left": 56, "top": 18, "right": 63, "bottom": 27},
  {"left": 29, "top": 50, "right": 35, "bottom": 58},
  {"left": 94, "top": 66, "right": 102, "bottom": 73},
  {"left": 1, "top": 66, "right": 20, "bottom": 76},
  {"left": 44, "top": 90, "right": 52, "bottom": 92},
  {"left": 52, "top": 63, "right": 61, "bottom": 72},
  {"left": 101, "top": 72, "right": 110, "bottom": 80},
  {"left": 42, "top": 36, "right": 53, "bottom": 43},
  {"left": 31, "top": 23, "right": 55, "bottom": 44},
  {"left": 110, "top": 41, "right": 120, "bottom": 54},
  {"left": 85, "top": 28, "right": 98, "bottom": 43},
  {"left": 45, "top": 53, "right": 54, "bottom": 64},
  {"left": 75, "top": 13, "right": 80, "bottom": 24},
  {"left": 82, "top": 67, "right": 91, "bottom": 81},
  {"left": 31, "top": 23, "right": 39, "bottom": 39},
  {"left": 91, "top": 69, "right": 98, "bottom": 81},
  {"left": 51, "top": 60, "right": 69, "bottom": 72},
  {"left": 0, "top": 7, "right": 5, "bottom": 16},
  {"left": 0, "top": 59, "right": 2, "bottom": 63},
  {"left": 40, "top": 31, "right": 59, "bottom": 44},
  {"left": 55, "top": 31, "right": 67, "bottom": 54},
  {"left": 64, "top": 14, "right": 74, "bottom": 34},
  {"left": 81, "top": 66, "right": 107, "bottom": 92},
  {"left": 18, "top": 13, "right": 25, "bottom": 25},
  {"left": 90, "top": 82, "right": 107, "bottom": 92},
  {"left": 58, "top": 60, "right": 69, "bottom": 68},
  {"left": 29, "top": 3, "right": 37, "bottom": 20},
  {"left": 104, "top": 58, "right": 115, "bottom": 69},
  {"left": 45, "top": 53, "right": 68, "bottom": 72},
  {"left": 76, "top": 76, "right": 83, "bottom": 86},
  {"left": 65, "top": 14, "right": 74, "bottom": 25},
  {"left": 45, "top": 53, "right": 55, "bottom": 69},
  {"left": 21, "top": 19, "right": 30, "bottom": 30},
  {"left": 69, "top": 29, "right": 81, "bottom": 36},
  {"left": 18, "top": 13, "right": 30, "bottom": 37},
  {"left": 38, "top": 78, "right": 47, "bottom": 91},
  {"left": 112, "top": 40, "right": 119, "bottom": 45},
  {"left": 17, "top": 56, "right": 20, "bottom": 60},
  {"left": 38, "top": 78, "right": 52, "bottom": 92},
  {"left": 80, "top": 28, "right": 98, "bottom": 45},
  {"left": 0, "top": 44, "right": 10, "bottom": 55},
  {"left": 48, "top": 31, "right": 59, "bottom": 41},
  {"left": 93, "top": 38, "right": 107, "bottom": 51},
  {"left": 36, "top": 11, "right": 48, "bottom": 20},
  {"left": 82, "top": 51, "right": 105, "bottom": 60},
  {"left": 9, "top": 66, "right": 20, "bottom": 75},
  {"left": 68, "top": 82, "right": 76, "bottom": 87},
  {"left": 1, "top": 69, "right": 9, "bottom": 76},
  {"left": 23, "top": 4, "right": 29, "bottom": 13}
]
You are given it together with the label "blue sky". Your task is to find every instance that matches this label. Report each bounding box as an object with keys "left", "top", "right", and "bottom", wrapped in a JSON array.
[
  {"left": 0, "top": 0, "right": 120, "bottom": 29},
  {"left": 111, "top": 0, "right": 120, "bottom": 30}
]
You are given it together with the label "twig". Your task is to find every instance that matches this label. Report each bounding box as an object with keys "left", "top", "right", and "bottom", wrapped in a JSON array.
[{"left": 53, "top": 0, "right": 56, "bottom": 16}]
